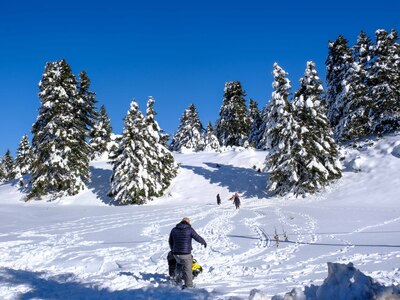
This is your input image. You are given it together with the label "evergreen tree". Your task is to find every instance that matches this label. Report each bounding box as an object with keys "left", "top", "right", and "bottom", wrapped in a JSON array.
[
  {"left": 336, "top": 59, "right": 373, "bottom": 140},
  {"left": 77, "top": 70, "right": 97, "bottom": 133},
  {"left": 109, "top": 98, "right": 177, "bottom": 205},
  {"left": 144, "top": 97, "right": 178, "bottom": 194},
  {"left": 0, "top": 159, "right": 4, "bottom": 182},
  {"left": 170, "top": 104, "right": 205, "bottom": 152},
  {"left": 71, "top": 70, "right": 95, "bottom": 183},
  {"left": 256, "top": 105, "right": 269, "bottom": 149},
  {"left": 2, "top": 149, "right": 17, "bottom": 181},
  {"left": 29, "top": 59, "right": 88, "bottom": 199},
  {"left": 204, "top": 122, "right": 220, "bottom": 151},
  {"left": 15, "top": 134, "right": 33, "bottom": 176},
  {"left": 369, "top": 29, "right": 400, "bottom": 134},
  {"left": 353, "top": 31, "right": 374, "bottom": 71},
  {"left": 325, "top": 35, "right": 353, "bottom": 136},
  {"left": 215, "top": 81, "right": 249, "bottom": 147},
  {"left": 292, "top": 61, "right": 342, "bottom": 195},
  {"left": 264, "top": 63, "right": 300, "bottom": 195},
  {"left": 248, "top": 99, "right": 263, "bottom": 148},
  {"left": 90, "top": 105, "right": 113, "bottom": 159},
  {"left": 109, "top": 100, "right": 150, "bottom": 204}
]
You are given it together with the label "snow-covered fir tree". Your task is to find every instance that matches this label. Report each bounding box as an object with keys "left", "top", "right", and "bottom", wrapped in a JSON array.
[
  {"left": 215, "top": 81, "right": 249, "bottom": 147},
  {"left": 144, "top": 96, "right": 178, "bottom": 194},
  {"left": 29, "top": 59, "right": 89, "bottom": 199},
  {"left": 264, "top": 63, "right": 300, "bottom": 195},
  {"left": 325, "top": 35, "right": 353, "bottom": 136},
  {"left": 15, "top": 134, "right": 33, "bottom": 176},
  {"left": 256, "top": 105, "right": 269, "bottom": 149},
  {"left": 204, "top": 122, "right": 220, "bottom": 151},
  {"left": 0, "top": 159, "right": 4, "bottom": 181},
  {"left": 77, "top": 70, "right": 97, "bottom": 133},
  {"left": 109, "top": 98, "right": 177, "bottom": 205},
  {"left": 353, "top": 31, "right": 374, "bottom": 71},
  {"left": 2, "top": 149, "right": 16, "bottom": 181},
  {"left": 90, "top": 105, "right": 113, "bottom": 159},
  {"left": 335, "top": 58, "right": 373, "bottom": 141},
  {"left": 292, "top": 61, "right": 342, "bottom": 195},
  {"left": 248, "top": 99, "right": 263, "bottom": 148},
  {"left": 170, "top": 104, "right": 205, "bottom": 152},
  {"left": 67, "top": 70, "right": 93, "bottom": 190},
  {"left": 369, "top": 29, "right": 400, "bottom": 134},
  {"left": 109, "top": 100, "right": 150, "bottom": 204}
]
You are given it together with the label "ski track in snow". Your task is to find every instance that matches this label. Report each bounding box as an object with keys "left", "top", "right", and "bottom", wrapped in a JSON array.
[{"left": 2, "top": 139, "right": 400, "bottom": 299}]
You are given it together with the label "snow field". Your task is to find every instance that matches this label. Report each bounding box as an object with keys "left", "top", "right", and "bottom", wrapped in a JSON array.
[{"left": 0, "top": 135, "right": 400, "bottom": 299}]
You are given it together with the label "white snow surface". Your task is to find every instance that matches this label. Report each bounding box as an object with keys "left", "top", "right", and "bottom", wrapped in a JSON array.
[{"left": 1, "top": 135, "right": 400, "bottom": 299}]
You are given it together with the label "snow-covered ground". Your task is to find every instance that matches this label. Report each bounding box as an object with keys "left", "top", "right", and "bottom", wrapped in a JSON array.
[{"left": 1, "top": 135, "right": 400, "bottom": 299}]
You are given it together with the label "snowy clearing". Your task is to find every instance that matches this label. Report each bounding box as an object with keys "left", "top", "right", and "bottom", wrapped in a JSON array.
[{"left": 1, "top": 135, "right": 400, "bottom": 299}]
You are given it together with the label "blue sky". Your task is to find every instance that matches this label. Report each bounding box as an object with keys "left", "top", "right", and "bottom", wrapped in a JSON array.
[{"left": 0, "top": 0, "right": 399, "bottom": 155}]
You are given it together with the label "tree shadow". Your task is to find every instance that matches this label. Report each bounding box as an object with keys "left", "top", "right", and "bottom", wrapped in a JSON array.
[
  {"left": 181, "top": 162, "right": 268, "bottom": 199},
  {"left": 88, "top": 167, "right": 119, "bottom": 206},
  {"left": 0, "top": 268, "right": 218, "bottom": 300},
  {"left": 119, "top": 271, "right": 171, "bottom": 283}
]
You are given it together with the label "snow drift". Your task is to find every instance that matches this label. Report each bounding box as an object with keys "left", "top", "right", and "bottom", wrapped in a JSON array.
[{"left": 265, "top": 262, "right": 400, "bottom": 300}]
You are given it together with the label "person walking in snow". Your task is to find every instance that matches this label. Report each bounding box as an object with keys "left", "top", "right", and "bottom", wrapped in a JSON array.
[
  {"left": 230, "top": 192, "right": 241, "bottom": 209},
  {"left": 216, "top": 193, "right": 221, "bottom": 205},
  {"left": 169, "top": 217, "right": 207, "bottom": 289}
]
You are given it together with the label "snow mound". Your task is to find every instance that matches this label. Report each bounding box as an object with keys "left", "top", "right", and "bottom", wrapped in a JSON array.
[{"left": 271, "top": 263, "right": 400, "bottom": 300}]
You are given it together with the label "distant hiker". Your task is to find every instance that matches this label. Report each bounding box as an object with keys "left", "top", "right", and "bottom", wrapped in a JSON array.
[
  {"left": 216, "top": 193, "right": 221, "bottom": 205},
  {"left": 257, "top": 168, "right": 261, "bottom": 173},
  {"left": 230, "top": 192, "right": 241, "bottom": 209},
  {"left": 274, "top": 228, "right": 280, "bottom": 247},
  {"left": 169, "top": 217, "right": 207, "bottom": 289}
]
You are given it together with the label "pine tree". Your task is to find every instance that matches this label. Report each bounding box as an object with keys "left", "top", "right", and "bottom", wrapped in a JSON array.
[
  {"left": 90, "top": 105, "right": 113, "bottom": 159},
  {"left": 256, "top": 105, "right": 269, "bottom": 149},
  {"left": 333, "top": 30, "right": 375, "bottom": 140},
  {"left": 15, "top": 134, "right": 33, "bottom": 176},
  {"left": 0, "top": 159, "right": 5, "bottom": 182},
  {"left": 204, "top": 122, "right": 220, "bottom": 151},
  {"left": 292, "top": 61, "right": 342, "bottom": 195},
  {"left": 248, "top": 99, "right": 263, "bottom": 148},
  {"left": 77, "top": 70, "right": 97, "bottom": 133},
  {"left": 215, "top": 81, "right": 249, "bottom": 147},
  {"left": 144, "top": 96, "right": 178, "bottom": 194},
  {"left": 2, "top": 149, "right": 16, "bottom": 181},
  {"left": 109, "top": 100, "right": 150, "bottom": 204},
  {"left": 325, "top": 35, "right": 353, "bottom": 136},
  {"left": 170, "top": 104, "right": 205, "bottom": 152},
  {"left": 264, "top": 63, "right": 300, "bottom": 195},
  {"left": 369, "top": 29, "right": 400, "bottom": 134},
  {"left": 29, "top": 59, "right": 88, "bottom": 199},
  {"left": 109, "top": 98, "right": 177, "bottom": 205},
  {"left": 336, "top": 60, "right": 373, "bottom": 140},
  {"left": 354, "top": 31, "right": 374, "bottom": 71}
]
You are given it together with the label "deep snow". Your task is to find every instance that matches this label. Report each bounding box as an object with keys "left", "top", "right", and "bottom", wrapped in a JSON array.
[{"left": 0, "top": 135, "right": 400, "bottom": 299}]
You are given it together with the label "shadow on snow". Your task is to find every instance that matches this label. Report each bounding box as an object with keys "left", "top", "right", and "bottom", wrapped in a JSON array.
[
  {"left": 88, "top": 167, "right": 119, "bottom": 206},
  {"left": 0, "top": 268, "right": 218, "bottom": 300},
  {"left": 181, "top": 162, "right": 268, "bottom": 199}
]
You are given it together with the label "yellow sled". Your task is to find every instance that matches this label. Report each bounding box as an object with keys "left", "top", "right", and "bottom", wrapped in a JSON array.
[{"left": 192, "top": 259, "right": 203, "bottom": 277}]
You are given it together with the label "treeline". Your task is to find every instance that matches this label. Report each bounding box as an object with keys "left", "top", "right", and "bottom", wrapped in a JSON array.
[
  {"left": 1, "top": 28, "right": 399, "bottom": 200},
  {"left": 0, "top": 59, "right": 177, "bottom": 204},
  {"left": 170, "top": 28, "right": 400, "bottom": 195}
]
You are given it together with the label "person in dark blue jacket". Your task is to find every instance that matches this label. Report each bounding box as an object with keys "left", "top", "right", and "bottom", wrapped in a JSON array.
[{"left": 169, "top": 217, "right": 207, "bottom": 288}]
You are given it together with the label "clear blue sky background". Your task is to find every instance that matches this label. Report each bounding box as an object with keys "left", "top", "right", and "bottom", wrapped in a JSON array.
[{"left": 1, "top": 0, "right": 399, "bottom": 155}]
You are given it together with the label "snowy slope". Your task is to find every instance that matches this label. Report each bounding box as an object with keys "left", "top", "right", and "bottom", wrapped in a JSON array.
[{"left": 0, "top": 136, "right": 400, "bottom": 299}]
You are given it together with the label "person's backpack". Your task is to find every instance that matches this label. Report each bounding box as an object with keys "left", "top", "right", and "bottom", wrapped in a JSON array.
[{"left": 192, "top": 259, "right": 203, "bottom": 277}]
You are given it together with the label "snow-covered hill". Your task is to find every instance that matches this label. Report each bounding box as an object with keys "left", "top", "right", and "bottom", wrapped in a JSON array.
[{"left": 0, "top": 135, "right": 400, "bottom": 299}]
